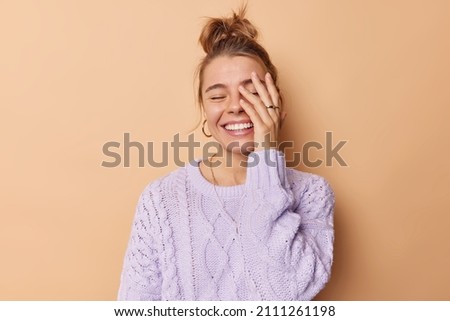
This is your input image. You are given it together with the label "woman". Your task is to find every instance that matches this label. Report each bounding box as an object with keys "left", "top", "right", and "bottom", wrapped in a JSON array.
[{"left": 118, "top": 6, "right": 334, "bottom": 301}]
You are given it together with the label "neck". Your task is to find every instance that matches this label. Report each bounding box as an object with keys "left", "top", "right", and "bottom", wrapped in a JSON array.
[{"left": 203, "top": 148, "right": 249, "bottom": 186}]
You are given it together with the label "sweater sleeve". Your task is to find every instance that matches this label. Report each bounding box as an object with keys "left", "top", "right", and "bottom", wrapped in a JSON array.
[
  {"left": 240, "top": 149, "right": 335, "bottom": 301},
  {"left": 117, "top": 187, "right": 162, "bottom": 300}
]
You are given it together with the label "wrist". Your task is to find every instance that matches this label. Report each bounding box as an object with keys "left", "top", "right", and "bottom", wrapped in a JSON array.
[
  {"left": 246, "top": 148, "right": 288, "bottom": 190},
  {"left": 253, "top": 133, "right": 278, "bottom": 152}
]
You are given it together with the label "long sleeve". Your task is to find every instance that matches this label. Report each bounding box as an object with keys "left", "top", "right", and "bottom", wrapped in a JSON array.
[
  {"left": 239, "top": 149, "right": 335, "bottom": 300},
  {"left": 117, "top": 188, "right": 162, "bottom": 300}
]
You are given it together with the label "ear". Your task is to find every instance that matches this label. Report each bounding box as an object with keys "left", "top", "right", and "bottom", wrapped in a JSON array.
[{"left": 201, "top": 107, "right": 207, "bottom": 119}]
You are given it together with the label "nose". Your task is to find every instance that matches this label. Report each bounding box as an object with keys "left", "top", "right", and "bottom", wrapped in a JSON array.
[{"left": 226, "top": 90, "right": 245, "bottom": 114}]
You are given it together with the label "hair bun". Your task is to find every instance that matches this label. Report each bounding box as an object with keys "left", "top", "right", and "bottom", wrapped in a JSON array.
[{"left": 199, "top": 5, "right": 259, "bottom": 54}]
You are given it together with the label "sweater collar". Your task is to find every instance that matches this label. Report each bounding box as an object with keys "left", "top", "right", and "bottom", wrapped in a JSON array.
[{"left": 186, "top": 158, "right": 246, "bottom": 198}]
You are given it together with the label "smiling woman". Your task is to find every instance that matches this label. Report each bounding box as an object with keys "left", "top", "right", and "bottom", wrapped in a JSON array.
[
  {"left": 201, "top": 56, "right": 276, "bottom": 158},
  {"left": 117, "top": 5, "right": 335, "bottom": 301}
]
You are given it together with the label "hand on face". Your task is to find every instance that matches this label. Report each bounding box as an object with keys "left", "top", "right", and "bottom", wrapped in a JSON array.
[{"left": 238, "top": 71, "right": 287, "bottom": 151}]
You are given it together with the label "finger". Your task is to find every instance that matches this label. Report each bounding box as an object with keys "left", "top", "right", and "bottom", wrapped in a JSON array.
[
  {"left": 239, "top": 98, "right": 264, "bottom": 129},
  {"left": 280, "top": 111, "right": 287, "bottom": 129},
  {"left": 252, "top": 72, "right": 281, "bottom": 122},
  {"left": 251, "top": 71, "right": 272, "bottom": 108},
  {"left": 265, "top": 105, "right": 280, "bottom": 125},
  {"left": 238, "top": 85, "right": 275, "bottom": 125},
  {"left": 265, "top": 72, "right": 281, "bottom": 108}
]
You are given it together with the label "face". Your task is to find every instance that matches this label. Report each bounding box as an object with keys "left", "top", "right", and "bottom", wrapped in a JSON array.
[{"left": 201, "top": 55, "right": 267, "bottom": 154}]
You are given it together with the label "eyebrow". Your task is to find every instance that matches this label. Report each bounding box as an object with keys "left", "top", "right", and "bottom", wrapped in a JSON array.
[{"left": 204, "top": 78, "right": 265, "bottom": 93}]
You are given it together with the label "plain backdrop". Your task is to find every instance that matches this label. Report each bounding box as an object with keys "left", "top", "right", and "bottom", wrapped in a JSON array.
[{"left": 1, "top": 0, "right": 449, "bottom": 300}]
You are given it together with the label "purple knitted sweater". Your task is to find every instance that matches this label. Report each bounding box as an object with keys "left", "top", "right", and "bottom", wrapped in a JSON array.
[{"left": 118, "top": 149, "right": 334, "bottom": 300}]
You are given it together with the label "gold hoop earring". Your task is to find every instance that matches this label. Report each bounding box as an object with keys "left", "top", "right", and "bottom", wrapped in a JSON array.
[{"left": 201, "top": 119, "right": 212, "bottom": 138}]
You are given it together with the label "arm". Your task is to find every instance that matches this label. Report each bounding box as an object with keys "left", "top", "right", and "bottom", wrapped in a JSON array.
[
  {"left": 117, "top": 188, "right": 162, "bottom": 300},
  {"left": 240, "top": 149, "right": 335, "bottom": 300}
]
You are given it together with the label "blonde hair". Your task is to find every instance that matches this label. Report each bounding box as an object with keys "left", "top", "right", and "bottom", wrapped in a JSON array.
[{"left": 194, "top": 4, "right": 282, "bottom": 127}]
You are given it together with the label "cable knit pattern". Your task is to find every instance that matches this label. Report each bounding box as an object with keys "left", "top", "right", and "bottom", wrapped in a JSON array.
[{"left": 117, "top": 149, "right": 335, "bottom": 301}]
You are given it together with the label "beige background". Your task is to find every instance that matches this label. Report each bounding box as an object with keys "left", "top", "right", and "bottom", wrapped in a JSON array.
[{"left": 1, "top": 0, "right": 449, "bottom": 300}]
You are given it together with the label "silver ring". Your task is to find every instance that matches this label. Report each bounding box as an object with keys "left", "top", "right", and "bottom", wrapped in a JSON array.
[{"left": 266, "top": 105, "right": 274, "bottom": 109}]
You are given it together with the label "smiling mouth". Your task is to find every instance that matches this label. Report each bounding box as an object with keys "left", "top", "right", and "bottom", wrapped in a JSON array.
[{"left": 224, "top": 122, "right": 254, "bottom": 131}]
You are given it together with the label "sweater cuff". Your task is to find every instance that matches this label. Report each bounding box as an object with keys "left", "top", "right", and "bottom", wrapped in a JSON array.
[{"left": 246, "top": 148, "right": 288, "bottom": 191}]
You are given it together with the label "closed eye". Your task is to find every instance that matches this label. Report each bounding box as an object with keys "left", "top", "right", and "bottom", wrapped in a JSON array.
[{"left": 211, "top": 96, "right": 225, "bottom": 100}]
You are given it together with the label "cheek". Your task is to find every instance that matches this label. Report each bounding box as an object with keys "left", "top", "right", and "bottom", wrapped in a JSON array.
[{"left": 203, "top": 103, "right": 224, "bottom": 122}]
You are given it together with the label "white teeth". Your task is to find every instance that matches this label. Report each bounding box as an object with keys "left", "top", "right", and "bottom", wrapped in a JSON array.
[{"left": 224, "top": 122, "right": 254, "bottom": 131}]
